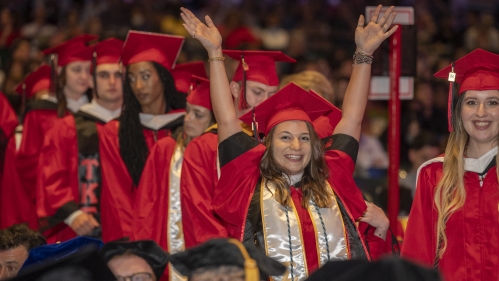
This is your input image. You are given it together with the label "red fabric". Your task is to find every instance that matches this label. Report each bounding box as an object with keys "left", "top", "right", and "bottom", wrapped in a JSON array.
[
  {"left": 99, "top": 120, "right": 171, "bottom": 242},
  {"left": 0, "top": 135, "right": 38, "bottom": 229},
  {"left": 181, "top": 132, "right": 228, "bottom": 248},
  {"left": 14, "top": 65, "right": 51, "bottom": 98},
  {"left": 213, "top": 137, "right": 388, "bottom": 269},
  {"left": 187, "top": 76, "right": 211, "bottom": 110},
  {"left": 132, "top": 136, "right": 176, "bottom": 248},
  {"left": 42, "top": 34, "right": 97, "bottom": 67},
  {"left": 289, "top": 187, "right": 320, "bottom": 273},
  {"left": 0, "top": 30, "right": 21, "bottom": 48},
  {"left": 0, "top": 93, "right": 18, "bottom": 139},
  {"left": 16, "top": 108, "right": 64, "bottom": 213},
  {"left": 37, "top": 116, "right": 80, "bottom": 243},
  {"left": 401, "top": 160, "right": 499, "bottom": 281}
]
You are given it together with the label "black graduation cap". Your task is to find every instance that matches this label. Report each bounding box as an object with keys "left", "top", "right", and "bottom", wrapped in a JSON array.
[
  {"left": 169, "top": 238, "right": 286, "bottom": 281},
  {"left": 305, "top": 258, "right": 442, "bottom": 281},
  {"left": 100, "top": 240, "right": 169, "bottom": 280},
  {"left": 11, "top": 245, "right": 115, "bottom": 281}
]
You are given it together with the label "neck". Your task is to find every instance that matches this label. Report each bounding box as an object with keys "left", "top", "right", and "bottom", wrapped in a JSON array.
[
  {"left": 64, "top": 88, "right": 84, "bottom": 101},
  {"left": 95, "top": 97, "right": 122, "bottom": 111},
  {"left": 466, "top": 141, "right": 497, "bottom": 159},
  {"left": 141, "top": 99, "right": 167, "bottom": 115}
]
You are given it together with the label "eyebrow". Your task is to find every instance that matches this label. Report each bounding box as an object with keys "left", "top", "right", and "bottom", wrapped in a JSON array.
[
  {"left": 5, "top": 261, "right": 20, "bottom": 265},
  {"left": 279, "top": 131, "right": 310, "bottom": 135},
  {"left": 252, "top": 87, "right": 264, "bottom": 92}
]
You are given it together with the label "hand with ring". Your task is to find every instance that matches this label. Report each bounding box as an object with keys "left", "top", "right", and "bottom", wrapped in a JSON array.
[
  {"left": 180, "top": 7, "right": 223, "bottom": 58},
  {"left": 355, "top": 5, "right": 398, "bottom": 55}
]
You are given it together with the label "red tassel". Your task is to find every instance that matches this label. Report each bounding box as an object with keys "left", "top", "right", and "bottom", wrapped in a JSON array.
[{"left": 447, "top": 81, "right": 454, "bottom": 132}]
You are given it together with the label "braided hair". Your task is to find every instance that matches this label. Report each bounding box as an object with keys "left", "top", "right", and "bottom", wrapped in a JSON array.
[{"left": 119, "top": 61, "right": 186, "bottom": 186}]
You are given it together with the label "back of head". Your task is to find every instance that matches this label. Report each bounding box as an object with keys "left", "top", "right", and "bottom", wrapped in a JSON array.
[
  {"left": 0, "top": 224, "right": 46, "bottom": 252},
  {"left": 279, "top": 70, "right": 334, "bottom": 105}
]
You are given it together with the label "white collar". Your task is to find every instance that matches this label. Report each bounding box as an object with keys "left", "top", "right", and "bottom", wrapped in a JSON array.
[
  {"left": 464, "top": 147, "right": 498, "bottom": 173},
  {"left": 285, "top": 172, "right": 304, "bottom": 186},
  {"left": 139, "top": 111, "right": 185, "bottom": 130},
  {"left": 40, "top": 93, "right": 57, "bottom": 104},
  {"left": 78, "top": 99, "right": 121, "bottom": 123},
  {"left": 66, "top": 95, "right": 89, "bottom": 113}
]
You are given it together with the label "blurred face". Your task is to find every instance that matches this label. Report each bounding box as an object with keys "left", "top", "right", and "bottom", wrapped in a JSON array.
[
  {"left": 232, "top": 80, "right": 278, "bottom": 116},
  {"left": 271, "top": 120, "right": 312, "bottom": 175},
  {"left": 0, "top": 246, "right": 28, "bottom": 279},
  {"left": 108, "top": 254, "right": 156, "bottom": 281},
  {"left": 409, "top": 145, "right": 440, "bottom": 170},
  {"left": 95, "top": 63, "right": 123, "bottom": 103},
  {"left": 128, "top": 61, "right": 164, "bottom": 108},
  {"left": 64, "top": 61, "right": 91, "bottom": 97},
  {"left": 184, "top": 102, "right": 213, "bottom": 139},
  {"left": 461, "top": 90, "right": 499, "bottom": 150}
]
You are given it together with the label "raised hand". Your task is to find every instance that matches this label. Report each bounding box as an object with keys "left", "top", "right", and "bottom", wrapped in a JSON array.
[
  {"left": 180, "top": 7, "right": 222, "bottom": 57},
  {"left": 355, "top": 5, "right": 398, "bottom": 55}
]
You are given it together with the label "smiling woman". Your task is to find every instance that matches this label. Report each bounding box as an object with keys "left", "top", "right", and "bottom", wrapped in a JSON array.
[{"left": 402, "top": 49, "right": 499, "bottom": 281}]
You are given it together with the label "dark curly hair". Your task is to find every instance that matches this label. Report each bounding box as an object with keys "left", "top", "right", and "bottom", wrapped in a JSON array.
[
  {"left": 119, "top": 61, "right": 186, "bottom": 186},
  {"left": 0, "top": 223, "right": 46, "bottom": 252}
]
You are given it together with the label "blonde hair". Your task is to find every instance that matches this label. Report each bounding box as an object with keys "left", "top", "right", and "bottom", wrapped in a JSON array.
[
  {"left": 279, "top": 70, "right": 335, "bottom": 104},
  {"left": 434, "top": 92, "right": 499, "bottom": 260}
]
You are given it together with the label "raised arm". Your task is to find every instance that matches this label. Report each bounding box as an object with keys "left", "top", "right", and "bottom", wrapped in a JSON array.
[
  {"left": 181, "top": 8, "right": 241, "bottom": 143},
  {"left": 333, "top": 5, "right": 398, "bottom": 141}
]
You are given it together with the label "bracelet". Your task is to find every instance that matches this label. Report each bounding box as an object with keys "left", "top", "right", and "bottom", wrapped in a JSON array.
[
  {"left": 352, "top": 51, "right": 373, "bottom": 65},
  {"left": 208, "top": 56, "right": 225, "bottom": 62}
]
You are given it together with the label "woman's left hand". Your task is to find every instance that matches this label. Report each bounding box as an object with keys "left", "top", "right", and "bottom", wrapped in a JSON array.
[
  {"left": 359, "top": 201, "right": 389, "bottom": 240},
  {"left": 355, "top": 5, "right": 398, "bottom": 55}
]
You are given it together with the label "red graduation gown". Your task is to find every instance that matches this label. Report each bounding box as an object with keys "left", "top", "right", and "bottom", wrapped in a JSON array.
[
  {"left": 0, "top": 129, "right": 38, "bottom": 229},
  {"left": 37, "top": 114, "right": 106, "bottom": 243},
  {"left": 0, "top": 93, "right": 18, "bottom": 183},
  {"left": 214, "top": 133, "right": 389, "bottom": 275},
  {"left": 180, "top": 130, "right": 228, "bottom": 248},
  {"left": 401, "top": 158, "right": 499, "bottom": 281},
  {"left": 99, "top": 120, "right": 176, "bottom": 242}
]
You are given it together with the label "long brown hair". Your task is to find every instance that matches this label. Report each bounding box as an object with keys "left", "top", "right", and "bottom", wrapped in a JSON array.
[
  {"left": 55, "top": 66, "right": 92, "bottom": 117},
  {"left": 260, "top": 121, "right": 332, "bottom": 209},
  {"left": 434, "top": 91, "right": 499, "bottom": 259}
]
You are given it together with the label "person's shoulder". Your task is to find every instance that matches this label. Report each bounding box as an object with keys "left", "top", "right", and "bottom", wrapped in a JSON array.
[
  {"left": 190, "top": 132, "right": 218, "bottom": 150},
  {"left": 102, "top": 119, "right": 120, "bottom": 133},
  {"left": 151, "top": 136, "right": 177, "bottom": 153}
]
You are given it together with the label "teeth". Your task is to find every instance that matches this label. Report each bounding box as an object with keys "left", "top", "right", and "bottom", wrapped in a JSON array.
[
  {"left": 475, "top": 122, "right": 490, "bottom": 126},
  {"left": 286, "top": 155, "right": 301, "bottom": 160}
]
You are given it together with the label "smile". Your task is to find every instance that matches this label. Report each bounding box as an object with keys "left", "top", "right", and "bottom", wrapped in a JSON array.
[
  {"left": 473, "top": 121, "right": 491, "bottom": 128},
  {"left": 285, "top": 154, "right": 303, "bottom": 161}
]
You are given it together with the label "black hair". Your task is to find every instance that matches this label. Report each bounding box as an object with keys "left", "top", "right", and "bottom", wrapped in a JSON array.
[{"left": 119, "top": 61, "right": 185, "bottom": 186}]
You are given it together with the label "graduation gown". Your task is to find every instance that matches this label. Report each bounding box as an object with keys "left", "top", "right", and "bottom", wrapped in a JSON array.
[
  {"left": 37, "top": 111, "right": 109, "bottom": 243},
  {"left": 401, "top": 149, "right": 499, "bottom": 281},
  {"left": 100, "top": 111, "right": 184, "bottom": 242},
  {"left": 0, "top": 125, "right": 38, "bottom": 229},
  {"left": 214, "top": 132, "right": 390, "bottom": 280},
  {"left": 180, "top": 123, "right": 255, "bottom": 248},
  {"left": 0, "top": 92, "right": 18, "bottom": 182}
]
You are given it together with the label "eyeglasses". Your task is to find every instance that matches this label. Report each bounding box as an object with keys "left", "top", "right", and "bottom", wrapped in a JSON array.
[{"left": 116, "top": 272, "right": 153, "bottom": 281}]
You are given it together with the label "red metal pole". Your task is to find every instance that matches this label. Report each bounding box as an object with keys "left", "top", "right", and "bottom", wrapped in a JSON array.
[{"left": 388, "top": 27, "right": 402, "bottom": 229}]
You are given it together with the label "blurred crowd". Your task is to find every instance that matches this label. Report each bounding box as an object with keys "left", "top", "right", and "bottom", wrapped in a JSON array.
[{"left": 1, "top": 0, "right": 499, "bottom": 213}]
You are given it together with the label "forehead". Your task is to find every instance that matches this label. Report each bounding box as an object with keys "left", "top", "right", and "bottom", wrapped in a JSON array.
[
  {"left": 108, "top": 254, "right": 154, "bottom": 276},
  {"left": 246, "top": 80, "right": 278, "bottom": 91},
  {"left": 0, "top": 246, "right": 28, "bottom": 263},
  {"left": 96, "top": 63, "right": 120, "bottom": 73},
  {"left": 186, "top": 102, "right": 210, "bottom": 113},
  {"left": 274, "top": 120, "right": 310, "bottom": 134},
  {"left": 463, "top": 89, "right": 499, "bottom": 98},
  {"left": 67, "top": 60, "right": 91, "bottom": 68},
  {"left": 128, "top": 61, "right": 155, "bottom": 74}
]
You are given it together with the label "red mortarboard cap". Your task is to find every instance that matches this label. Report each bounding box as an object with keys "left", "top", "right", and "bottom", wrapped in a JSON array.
[
  {"left": 121, "top": 30, "right": 184, "bottom": 71},
  {"left": 14, "top": 64, "right": 51, "bottom": 98},
  {"left": 310, "top": 90, "right": 342, "bottom": 139},
  {"left": 239, "top": 83, "right": 336, "bottom": 135},
  {"left": 172, "top": 61, "right": 207, "bottom": 94},
  {"left": 223, "top": 50, "right": 296, "bottom": 86},
  {"left": 434, "top": 48, "right": 499, "bottom": 131},
  {"left": 94, "top": 37, "right": 124, "bottom": 65},
  {"left": 187, "top": 75, "right": 211, "bottom": 111},
  {"left": 42, "top": 34, "right": 98, "bottom": 66}
]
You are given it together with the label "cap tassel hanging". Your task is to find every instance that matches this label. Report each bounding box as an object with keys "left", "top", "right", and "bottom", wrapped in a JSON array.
[
  {"left": 447, "top": 62, "right": 456, "bottom": 132},
  {"left": 227, "top": 239, "right": 259, "bottom": 281},
  {"left": 92, "top": 50, "right": 99, "bottom": 98},
  {"left": 20, "top": 83, "right": 27, "bottom": 118},
  {"left": 49, "top": 54, "right": 57, "bottom": 95},
  {"left": 238, "top": 54, "right": 250, "bottom": 110}
]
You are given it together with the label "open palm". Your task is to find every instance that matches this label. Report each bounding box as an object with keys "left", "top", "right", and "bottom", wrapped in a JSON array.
[
  {"left": 181, "top": 7, "right": 222, "bottom": 56},
  {"left": 355, "top": 5, "right": 398, "bottom": 55}
]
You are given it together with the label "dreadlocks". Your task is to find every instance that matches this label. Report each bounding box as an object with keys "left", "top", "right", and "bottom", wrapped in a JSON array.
[{"left": 119, "top": 61, "right": 186, "bottom": 186}]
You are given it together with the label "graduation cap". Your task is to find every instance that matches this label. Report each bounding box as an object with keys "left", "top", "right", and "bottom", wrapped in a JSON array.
[
  {"left": 434, "top": 48, "right": 499, "bottom": 132},
  {"left": 309, "top": 90, "right": 342, "bottom": 139},
  {"left": 12, "top": 240, "right": 114, "bottom": 281},
  {"left": 20, "top": 236, "right": 103, "bottom": 270},
  {"left": 187, "top": 75, "right": 211, "bottom": 111},
  {"left": 100, "top": 240, "right": 169, "bottom": 281},
  {"left": 172, "top": 61, "right": 207, "bottom": 94},
  {"left": 121, "top": 30, "right": 184, "bottom": 71},
  {"left": 169, "top": 238, "right": 286, "bottom": 281},
  {"left": 223, "top": 50, "right": 296, "bottom": 110},
  {"left": 304, "top": 258, "right": 442, "bottom": 281},
  {"left": 14, "top": 64, "right": 51, "bottom": 116},
  {"left": 42, "top": 34, "right": 98, "bottom": 67},
  {"left": 239, "top": 83, "right": 341, "bottom": 138}
]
